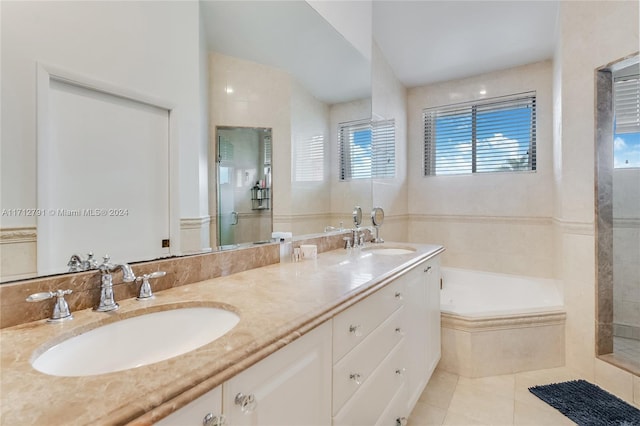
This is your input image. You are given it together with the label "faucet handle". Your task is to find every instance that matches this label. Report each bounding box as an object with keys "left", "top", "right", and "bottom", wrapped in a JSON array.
[
  {"left": 26, "top": 289, "right": 74, "bottom": 323},
  {"left": 135, "top": 271, "right": 166, "bottom": 300}
]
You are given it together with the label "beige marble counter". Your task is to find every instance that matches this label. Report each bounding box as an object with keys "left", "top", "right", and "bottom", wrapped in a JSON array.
[{"left": 0, "top": 243, "right": 443, "bottom": 425}]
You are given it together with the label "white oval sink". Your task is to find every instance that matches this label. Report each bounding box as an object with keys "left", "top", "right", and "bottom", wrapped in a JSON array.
[
  {"left": 368, "top": 248, "right": 416, "bottom": 255},
  {"left": 32, "top": 307, "right": 239, "bottom": 377}
]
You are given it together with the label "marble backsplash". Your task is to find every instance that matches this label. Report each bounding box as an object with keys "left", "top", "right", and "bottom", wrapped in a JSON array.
[{"left": 0, "top": 232, "right": 351, "bottom": 328}]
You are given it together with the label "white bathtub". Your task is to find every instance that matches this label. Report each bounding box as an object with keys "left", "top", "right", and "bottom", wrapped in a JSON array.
[
  {"left": 438, "top": 267, "right": 566, "bottom": 378},
  {"left": 440, "top": 267, "right": 564, "bottom": 317}
]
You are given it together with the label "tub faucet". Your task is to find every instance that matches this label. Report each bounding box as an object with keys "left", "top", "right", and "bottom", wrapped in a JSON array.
[{"left": 95, "top": 255, "right": 136, "bottom": 312}]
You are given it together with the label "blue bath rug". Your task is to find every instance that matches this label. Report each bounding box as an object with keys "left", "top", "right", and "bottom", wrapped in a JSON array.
[{"left": 529, "top": 379, "right": 640, "bottom": 425}]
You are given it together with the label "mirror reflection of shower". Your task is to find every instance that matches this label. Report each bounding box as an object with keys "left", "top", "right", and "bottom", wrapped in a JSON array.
[{"left": 216, "top": 127, "right": 273, "bottom": 247}]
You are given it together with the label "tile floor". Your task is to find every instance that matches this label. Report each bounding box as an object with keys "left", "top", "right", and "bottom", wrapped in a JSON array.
[{"left": 408, "top": 366, "right": 627, "bottom": 425}]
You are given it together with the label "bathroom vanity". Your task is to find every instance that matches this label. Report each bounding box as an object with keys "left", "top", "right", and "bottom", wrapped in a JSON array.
[{"left": 0, "top": 243, "right": 443, "bottom": 425}]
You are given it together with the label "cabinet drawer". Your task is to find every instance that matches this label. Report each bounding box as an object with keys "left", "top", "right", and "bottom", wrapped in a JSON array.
[
  {"left": 333, "top": 279, "right": 406, "bottom": 362},
  {"left": 333, "top": 306, "right": 405, "bottom": 415},
  {"left": 375, "top": 381, "right": 408, "bottom": 426},
  {"left": 333, "top": 340, "right": 407, "bottom": 426}
]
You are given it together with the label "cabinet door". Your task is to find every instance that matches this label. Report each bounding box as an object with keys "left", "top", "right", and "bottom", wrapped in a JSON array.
[
  {"left": 404, "top": 262, "right": 429, "bottom": 410},
  {"left": 155, "top": 385, "right": 222, "bottom": 426},
  {"left": 223, "top": 321, "right": 332, "bottom": 426},
  {"left": 425, "top": 257, "right": 442, "bottom": 376}
]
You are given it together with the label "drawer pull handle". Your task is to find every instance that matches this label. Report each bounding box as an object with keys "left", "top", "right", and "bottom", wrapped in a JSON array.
[
  {"left": 395, "top": 367, "right": 406, "bottom": 376},
  {"left": 394, "top": 292, "right": 403, "bottom": 300},
  {"left": 424, "top": 266, "right": 432, "bottom": 273},
  {"left": 349, "top": 324, "right": 363, "bottom": 337},
  {"left": 349, "top": 373, "right": 362, "bottom": 385},
  {"left": 234, "top": 393, "right": 257, "bottom": 414},
  {"left": 203, "top": 413, "right": 227, "bottom": 426},
  {"left": 396, "top": 417, "right": 408, "bottom": 426}
]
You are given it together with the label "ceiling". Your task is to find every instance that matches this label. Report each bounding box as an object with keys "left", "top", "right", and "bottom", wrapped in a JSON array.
[
  {"left": 200, "top": 1, "right": 371, "bottom": 105},
  {"left": 373, "top": 1, "right": 560, "bottom": 88},
  {"left": 200, "top": 1, "right": 560, "bottom": 101}
]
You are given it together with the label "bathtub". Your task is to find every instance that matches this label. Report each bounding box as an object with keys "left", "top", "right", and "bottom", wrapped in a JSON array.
[{"left": 438, "top": 267, "right": 566, "bottom": 378}]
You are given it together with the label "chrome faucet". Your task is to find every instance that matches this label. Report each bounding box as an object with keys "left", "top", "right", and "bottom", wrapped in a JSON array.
[
  {"left": 95, "top": 255, "right": 136, "bottom": 312},
  {"left": 67, "top": 252, "right": 98, "bottom": 272},
  {"left": 26, "top": 289, "right": 74, "bottom": 323}
]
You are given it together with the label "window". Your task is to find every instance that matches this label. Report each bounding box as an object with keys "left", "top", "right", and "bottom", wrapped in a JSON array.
[
  {"left": 339, "top": 119, "right": 395, "bottom": 180},
  {"left": 423, "top": 92, "right": 536, "bottom": 175},
  {"left": 294, "top": 135, "right": 325, "bottom": 182},
  {"left": 614, "top": 75, "right": 640, "bottom": 168}
]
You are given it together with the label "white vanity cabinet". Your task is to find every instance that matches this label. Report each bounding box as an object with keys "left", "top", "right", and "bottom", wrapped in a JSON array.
[
  {"left": 332, "top": 255, "right": 441, "bottom": 426},
  {"left": 156, "top": 321, "right": 332, "bottom": 426},
  {"left": 405, "top": 256, "right": 441, "bottom": 411},
  {"left": 155, "top": 385, "right": 223, "bottom": 426},
  {"left": 155, "top": 254, "right": 441, "bottom": 426},
  {"left": 223, "top": 320, "right": 332, "bottom": 426}
]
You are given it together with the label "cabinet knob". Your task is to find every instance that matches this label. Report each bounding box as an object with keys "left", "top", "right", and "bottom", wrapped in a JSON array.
[
  {"left": 203, "top": 413, "right": 226, "bottom": 426},
  {"left": 395, "top": 367, "right": 406, "bottom": 376},
  {"left": 424, "top": 266, "right": 432, "bottom": 274},
  {"left": 394, "top": 327, "right": 404, "bottom": 336},
  {"left": 234, "top": 392, "right": 257, "bottom": 414},
  {"left": 394, "top": 292, "right": 403, "bottom": 300},
  {"left": 396, "top": 416, "right": 408, "bottom": 426},
  {"left": 349, "top": 324, "right": 363, "bottom": 337},
  {"left": 349, "top": 373, "right": 362, "bottom": 385}
]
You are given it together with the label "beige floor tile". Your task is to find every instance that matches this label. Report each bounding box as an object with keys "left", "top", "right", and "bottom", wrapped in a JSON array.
[
  {"left": 446, "top": 381, "right": 514, "bottom": 425},
  {"left": 419, "top": 369, "right": 459, "bottom": 410},
  {"left": 457, "top": 374, "right": 515, "bottom": 399},
  {"left": 442, "top": 410, "right": 491, "bottom": 426},
  {"left": 513, "top": 399, "right": 576, "bottom": 425},
  {"left": 514, "top": 367, "right": 582, "bottom": 393},
  {"left": 408, "top": 400, "right": 447, "bottom": 426}
]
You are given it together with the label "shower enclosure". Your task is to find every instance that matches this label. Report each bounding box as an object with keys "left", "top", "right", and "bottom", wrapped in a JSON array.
[
  {"left": 216, "top": 127, "right": 273, "bottom": 247},
  {"left": 595, "top": 53, "right": 640, "bottom": 373}
]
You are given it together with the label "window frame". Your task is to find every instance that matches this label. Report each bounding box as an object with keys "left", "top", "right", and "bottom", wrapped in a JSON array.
[
  {"left": 338, "top": 119, "right": 396, "bottom": 181},
  {"left": 423, "top": 92, "right": 537, "bottom": 176}
]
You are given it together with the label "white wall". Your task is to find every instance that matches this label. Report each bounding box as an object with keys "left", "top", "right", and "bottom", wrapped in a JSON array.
[
  {"left": 554, "top": 0, "right": 639, "bottom": 400},
  {"left": 406, "top": 61, "right": 554, "bottom": 277},
  {"left": 1, "top": 0, "right": 206, "bottom": 275},
  {"left": 372, "top": 41, "right": 408, "bottom": 241},
  {"left": 290, "top": 79, "right": 333, "bottom": 235}
]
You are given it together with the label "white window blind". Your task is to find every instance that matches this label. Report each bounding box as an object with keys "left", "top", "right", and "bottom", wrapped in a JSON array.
[
  {"left": 295, "top": 135, "right": 325, "bottom": 182},
  {"left": 339, "top": 119, "right": 395, "bottom": 180},
  {"left": 424, "top": 92, "right": 536, "bottom": 175},
  {"left": 263, "top": 136, "right": 272, "bottom": 166},
  {"left": 372, "top": 119, "right": 396, "bottom": 178},
  {"left": 614, "top": 75, "right": 640, "bottom": 134}
]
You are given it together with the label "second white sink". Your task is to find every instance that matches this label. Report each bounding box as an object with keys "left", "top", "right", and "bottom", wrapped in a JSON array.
[
  {"left": 364, "top": 247, "right": 416, "bottom": 256},
  {"left": 32, "top": 307, "right": 239, "bottom": 377}
]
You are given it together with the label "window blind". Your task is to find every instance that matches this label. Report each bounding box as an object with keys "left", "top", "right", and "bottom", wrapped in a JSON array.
[
  {"left": 263, "top": 136, "right": 272, "bottom": 166},
  {"left": 614, "top": 75, "right": 640, "bottom": 134},
  {"left": 339, "top": 119, "right": 396, "bottom": 180},
  {"left": 339, "top": 119, "right": 372, "bottom": 180},
  {"left": 372, "top": 119, "right": 396, "bottom": 178},
  {"left": 424, "top": 92, "right": 536, "bottom": 176},
  {"left": 295, "top": 135, "right": 325, "bottom": 182}
]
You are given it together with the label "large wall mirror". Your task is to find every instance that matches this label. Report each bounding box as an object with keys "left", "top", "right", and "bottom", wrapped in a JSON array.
[
  {"left": 204, "top": 0, "right": 372, "bottom": 245},
  {"left": 595, "top": 53, "right": 640, "bottom": 374},
  {"left": 0, "top": 0, "right": 372, "bottom": 283}
]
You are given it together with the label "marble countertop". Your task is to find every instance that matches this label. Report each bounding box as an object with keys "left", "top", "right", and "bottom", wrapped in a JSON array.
[{"left": 0, "top": 243, "right": 443, "bottom": 425}]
